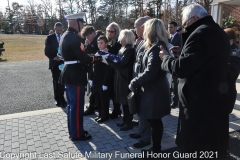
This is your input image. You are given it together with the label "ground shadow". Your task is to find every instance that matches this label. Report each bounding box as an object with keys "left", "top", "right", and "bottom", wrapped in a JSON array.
[{"left": 0, "top": 58, "right": 7, "bottom": 62}]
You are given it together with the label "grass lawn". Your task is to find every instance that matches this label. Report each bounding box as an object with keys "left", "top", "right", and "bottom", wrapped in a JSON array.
[{"left": 0, "top": 34, "right": 48, "bottom": 62}]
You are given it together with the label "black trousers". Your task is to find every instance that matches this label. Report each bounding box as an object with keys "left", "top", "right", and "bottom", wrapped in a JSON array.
[
  {"left": 122, "top": 104, "right": 133, "bottom": 125},
  {"left": 147, "top": 118, "right": 163, "bottom": 152},
  {"left": 51, "top": 67, "right": 65, "bottom": 104},
  {"left": 172, "top": 75, "right": 179, "bottom": 103},
  {"left": 88, "top": 87, "right": 98, "bottom": 110},
  {"left": 94, "top": 86, "right": 110, "bottom": 119},
  {"left": 109, "top": 84, "right": 121, "bottom": 115}
]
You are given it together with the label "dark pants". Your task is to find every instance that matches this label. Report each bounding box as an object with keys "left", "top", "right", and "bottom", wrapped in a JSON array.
[
  {"left": 88, "top": 87, "right": 98, "bottom": 110},
  {"left": 172, "top": 75, "right": 178, "bottom": 104},
  {"left": 94, "top": 86, "right": 110, "bottom": 118},
  {"left": 109, "top": 84, "right": 121, "bottom": 115},
  {"left": 65, "top": 85, "right": 85, "bottom": 138},
  {"left": 147, "top": 118, "right": 163, "bottom": 152},
  {"left": 122, "top": 104, "right": 133, "bottom": 125},
  {"left": 51, "top": 67, "right": 65, "bottom": 104}
]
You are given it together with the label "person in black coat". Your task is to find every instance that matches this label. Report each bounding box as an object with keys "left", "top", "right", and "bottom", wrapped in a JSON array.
[
  {"left": 105, "top": 22, "right": 122, "bottom": 119},
  {"left": 105, "top": 29, "right": 136, "bottom": 131},
  {"left": 160, "top": 4, "right": 230, "bottom": 158},
  {"left": 44, "top": 22, "right": 66, "bottom": 108},
  {"left": 80, "top": 26, "right": 103, "bottom": 116},
  {"left": 168, "top": 21, "right": 182, "bottom": 108},
  {"left": 129, "top": 19, "right": 171, "bottom": 154},
  {"left": 224, "top": 28, "right": 240, "bottom": 114},
  {"left": 58, "top": 13, "right": 102, "bottom": 141},
  {"left": 90, "top": 36, "right": 114, "bottom": 123}
]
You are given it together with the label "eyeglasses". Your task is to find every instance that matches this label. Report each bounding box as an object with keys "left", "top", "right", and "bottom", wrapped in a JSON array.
[
  {"left": 182, "top": 16, "right": 194, "bottom": 28},
  {"left": 107, "top": 30, "right": 115, "bottom": 33}
]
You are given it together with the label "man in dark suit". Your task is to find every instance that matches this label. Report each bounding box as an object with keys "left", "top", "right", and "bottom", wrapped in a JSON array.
[
  {"left": 58, "top": 13, "right": 102, "bottom": 141},
  {"left": 168, "top": 21, "right": 182, "bottom": 108},
  {"left": 45, "top": 22, "right": 66, "bottom": 108},
  {"left": 80, "top": 26, "right": 103, "bottom": 116}
]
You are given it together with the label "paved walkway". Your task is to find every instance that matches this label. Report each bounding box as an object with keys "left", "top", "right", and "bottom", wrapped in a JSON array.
[
  {"left": 0, "top": 60, "right": 240, "bottom": 160},
  {"left": 0, "top": 104, "right": 240, "bottom": 160}
]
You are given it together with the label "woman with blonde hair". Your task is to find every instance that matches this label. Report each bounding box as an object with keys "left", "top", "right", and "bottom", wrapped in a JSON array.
[
  {"left": 105, "top": 22, "right": 123, "bottom": 119},
  {"left": 129, "top": 18, "right": 171, "bottom": 154}
]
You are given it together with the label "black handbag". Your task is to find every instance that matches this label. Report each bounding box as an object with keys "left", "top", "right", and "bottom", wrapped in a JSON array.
[{"left": 127, "top": 91, "right": 138, "bottom": 114}]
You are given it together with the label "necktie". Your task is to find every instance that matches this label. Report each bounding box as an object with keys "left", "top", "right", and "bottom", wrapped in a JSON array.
[
  {"left": 138, "top": 37, "right": 143, "bottom": 41},
  {"left": 57, "top": 35, "right": 61, "bottom": 43}
]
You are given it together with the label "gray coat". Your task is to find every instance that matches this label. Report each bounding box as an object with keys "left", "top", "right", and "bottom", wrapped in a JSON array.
[{"left": 130, "top": 41, "right": 171, "bottom": 119}]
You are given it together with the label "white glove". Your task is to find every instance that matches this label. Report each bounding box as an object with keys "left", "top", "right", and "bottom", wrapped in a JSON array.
[
  {"left": 102, "top": 85, "right": 108, "bottom": 91},
  {"left": 88, "top": 80, "right": 93, "bottom": 87},
  {"left": 101, "top": 56, "right": 108, "bottom": 64}
]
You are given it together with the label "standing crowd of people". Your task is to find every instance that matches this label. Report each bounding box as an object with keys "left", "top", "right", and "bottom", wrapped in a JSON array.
[{"left": 44, "top": 3, "right": 240, "bottom": 159}]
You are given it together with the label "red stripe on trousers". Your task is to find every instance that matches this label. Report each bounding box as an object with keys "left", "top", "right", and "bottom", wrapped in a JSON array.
[{"left": 76, "top": 86, "right": 80, "bottom": 138}]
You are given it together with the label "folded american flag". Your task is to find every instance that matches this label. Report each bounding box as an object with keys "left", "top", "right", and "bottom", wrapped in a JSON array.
[{"left": 97, "top": 51, "right": 122, "bottom": 63}]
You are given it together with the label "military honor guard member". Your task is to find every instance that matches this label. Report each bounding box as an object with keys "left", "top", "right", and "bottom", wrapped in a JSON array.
[
  {"left": 44, "top": 22, "right": 66, "bottom": 108},
  {"left": 58, "top": 13, "right": 102, "bottom": 141}
]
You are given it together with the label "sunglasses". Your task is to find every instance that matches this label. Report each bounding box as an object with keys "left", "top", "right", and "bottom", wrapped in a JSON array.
[{"left": 107, "top": 30, "right": 115, "bottom": 33}]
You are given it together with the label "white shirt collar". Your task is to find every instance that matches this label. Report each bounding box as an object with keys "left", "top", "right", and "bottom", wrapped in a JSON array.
[{"left": 170, "top": 32, "right": 178, "bottom": 39}]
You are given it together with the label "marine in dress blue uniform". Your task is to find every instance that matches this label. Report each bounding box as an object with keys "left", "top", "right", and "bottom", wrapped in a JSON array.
[{"left": 58, "top": 13, "right": 102, "bottom": 141}]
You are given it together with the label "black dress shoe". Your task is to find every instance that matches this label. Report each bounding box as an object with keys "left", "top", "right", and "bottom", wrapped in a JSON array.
[
  {"left": 109, "top": 110, "right": 122, "bottom": 119},
  {"left": 120, "top": 124, "right": 133, "bottom": 131},
  {"left": 116, "top": 122, "right": 125, "bottom": 127},
  {"left": 84, "top": 108, "right": 95, "bottom": 116},
  {"left": 133, "top": 140, "right": 151, "bottom": 148},
  {"left": 96, "top": 117, "right": 109, "bottom": 123},
  {"left": 94, "top": 117, "right": 100, "bottom": 121},
  {"left": 58, "top": 102, "right": 67, "bottom": 108},
  {"left": 129, "top": 133, "right": 141, "bottom": 139},
  {"left": 70, "top": 131, "right": 91, "bottom": 141},
  {"left": 170, "top": 102, "right": 178, "bottom": 108},
  {"left": 132, "top": 121, "right": 139, "bottom": 126}
]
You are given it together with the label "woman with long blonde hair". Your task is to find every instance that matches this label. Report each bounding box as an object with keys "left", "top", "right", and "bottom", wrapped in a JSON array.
[
  {"left": 129, "top": 18, "right": 171, "bottom": 154},
  {"left": 105, "top": 22, "right": 123, "bottom": 119}
]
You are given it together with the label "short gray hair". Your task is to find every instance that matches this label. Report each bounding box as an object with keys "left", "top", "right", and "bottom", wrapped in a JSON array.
[
  {"left": 182, "top": 4, "right": 208, "bottom": 22},
  {"left": 118, "top": 29, "right": 135, "bottom": 45},
  {"left": 135, "top": 17, "right": 149, "bottom": 26}
]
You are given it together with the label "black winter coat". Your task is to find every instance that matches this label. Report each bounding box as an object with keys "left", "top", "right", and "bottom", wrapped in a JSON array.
[
  {"left": 228, "top": 47, "right": 240, "bottom": 114},
  {"left": 130, "top": 41, "right": 171, "bottom": 119},
  {"left": 161, "top": 16, "right": 230, "bottom": 155},
  {"left": 107, "top": 44, "right": 135, "bottom": 105}
]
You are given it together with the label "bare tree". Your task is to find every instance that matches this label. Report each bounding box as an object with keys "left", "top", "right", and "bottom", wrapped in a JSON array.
[
  {"left": 194, "top": 0, "right": 213, "bottom": 13},
  {"left": 4, "top": 2, "right": 23, "bottom": 33},
  {"left": 63, "top": 0, "right": 76, "bottom": 14}
]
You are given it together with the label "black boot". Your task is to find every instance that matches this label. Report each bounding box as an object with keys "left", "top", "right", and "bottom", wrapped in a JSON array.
[{"left": 84, "top": 108, "right": 95, "bottom": 116}]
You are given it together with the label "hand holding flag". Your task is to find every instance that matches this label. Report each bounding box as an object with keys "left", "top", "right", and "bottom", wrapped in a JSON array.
[{"left": 97, "top": 51, "right": 122, "bottom": 64}]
